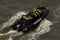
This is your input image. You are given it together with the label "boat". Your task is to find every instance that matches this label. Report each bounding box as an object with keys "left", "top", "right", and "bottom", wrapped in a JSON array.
[{"left": 11, "top": 6, "right": 49, "bottom": 33}]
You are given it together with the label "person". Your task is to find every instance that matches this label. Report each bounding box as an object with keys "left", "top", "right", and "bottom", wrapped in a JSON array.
[{"left": 22, "top": 8, "right": 42, "bottom": 22}]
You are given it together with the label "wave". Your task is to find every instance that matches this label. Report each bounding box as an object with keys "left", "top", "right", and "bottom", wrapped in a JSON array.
[{"left": 0, "top": 11, "right": 52, "bottom": 40}]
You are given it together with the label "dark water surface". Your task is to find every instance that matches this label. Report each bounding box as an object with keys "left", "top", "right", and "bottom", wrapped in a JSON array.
[{"left": 0, "top": 0, "right": 60, "bottom": 40}]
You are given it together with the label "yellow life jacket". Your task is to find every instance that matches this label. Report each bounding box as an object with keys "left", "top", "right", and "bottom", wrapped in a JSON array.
[
  {"left": 32, "top": 8, "right": 42, "bottom": 17},
  {"left": 22, "top": 8, "right": 42, "bottom": 21},
  {"left": 22, "top": 15, "right": 32, "bottom": 21}
]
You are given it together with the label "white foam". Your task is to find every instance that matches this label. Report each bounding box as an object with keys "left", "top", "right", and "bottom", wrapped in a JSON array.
[
  {"left": 26, "top": 19, "right": 52, "bottom": 40},
  {"left": 0, "top": 11, "right": 53, "bottom": 40},
  {"left": 0, "top": 11, "right": 26, "bottom": 32}
]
